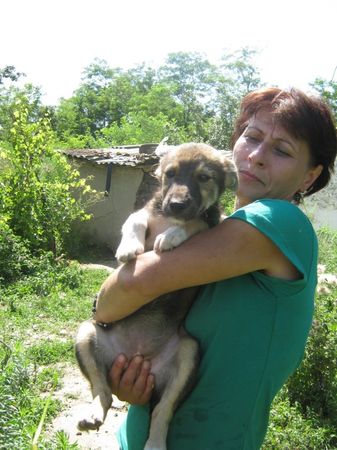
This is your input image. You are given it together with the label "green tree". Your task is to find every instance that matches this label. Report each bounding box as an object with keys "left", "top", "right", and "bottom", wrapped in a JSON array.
[
  {"left": 158, "top": 52, "right": 218, "bottom": 139},
  {"left": 0, "top": 65, "right": 25, "bottom": 84},
  {"left": 0, "top": 100, "right": 95, "bottom": 255},
  {"left": 53, "top": 50, "right": 263, "bottom": 149},
  {"left": 99, "top": 111, "right": 189, "bottom": 145},
  {"left": 55, "top": 61, "right": 139, "bottom": 141},
  {"left": 0, "top": 82, "right": 50, "bottom": 143},
  {"left": 128, "top": 83, "right": 185, "bottom": 125},
  {"left": 207, "top": 47, "right": 263, "bottom": 150},
  {"left": 311, "top": 76, "right": 337, "bottom": 118}
]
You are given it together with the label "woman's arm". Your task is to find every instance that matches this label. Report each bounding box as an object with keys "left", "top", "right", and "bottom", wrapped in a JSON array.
[{"left": 95, "top": 218, "right": 299, "bottom": 323}]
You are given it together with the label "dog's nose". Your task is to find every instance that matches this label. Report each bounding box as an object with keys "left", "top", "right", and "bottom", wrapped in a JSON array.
[{"left": 169, "top": 200, "right": 190, "bottom": 213}]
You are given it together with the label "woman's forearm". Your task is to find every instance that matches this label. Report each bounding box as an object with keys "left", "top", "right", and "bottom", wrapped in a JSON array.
[
  {"left": 95, "top": 251, "right": 169, "bottom": 322},
  {"left": 94, "top": 219, "right": 276, "bottom": 323}
]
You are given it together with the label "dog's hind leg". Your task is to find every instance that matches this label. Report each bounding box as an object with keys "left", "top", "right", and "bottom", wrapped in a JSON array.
[
  {"left": 77, "top": 369, "right": 112, "bottom": 431},
  {"left": 144, "top": 335, "right": 199, "bottom": 450},
  {"left": 75, "top": 321, "right": 112, "bottom": 430}
]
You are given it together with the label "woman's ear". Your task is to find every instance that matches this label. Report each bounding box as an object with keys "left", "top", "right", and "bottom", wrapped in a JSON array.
[{"left": 301, "top": 164, "right": 323, "bottom": 192}]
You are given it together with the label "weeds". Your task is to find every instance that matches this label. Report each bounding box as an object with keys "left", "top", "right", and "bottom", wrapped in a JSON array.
[{"left": 0, "top": 256, "right": 107, "bottom": 449}]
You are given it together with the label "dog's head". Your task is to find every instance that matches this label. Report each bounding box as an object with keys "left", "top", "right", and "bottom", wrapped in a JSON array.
[{"left": 154, "top": 142, "right": 237, "bottom": 221}]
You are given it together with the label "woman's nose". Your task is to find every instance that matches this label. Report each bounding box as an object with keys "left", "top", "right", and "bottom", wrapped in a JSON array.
[{"left": 248, "top": 144, "right": 266, "bottom": 166}]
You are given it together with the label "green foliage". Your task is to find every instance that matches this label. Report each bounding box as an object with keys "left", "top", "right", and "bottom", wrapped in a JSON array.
[
  {"left": 264, "top": 393, "right": 334, "bottom": 449},
  {"left": 0, "top": 344, "right": 61, "bottom": 450},
  {"left": 0, "top": 82, "right": 47, "bottom": 143},
  {"left": 99, "top": 111, "right": 190, "bottom": 145},
  {"left": 220, "top": 189, "right": 236, "bottom": 216},
  {"left": 0, "top": 65, "right": 25, "bottom": 84},
  {"left": 311, "top": 78, "right": 337, "bottom": 118},
  {"left": 53, "top": 49, "right": 264, "bottom": 149},
  {"left": 287, "top": 289, "right": 337, "bottom": 426},
  {"left": 48, "top": 431, "right": 80, "bottom": 449},
  {"left": 0, "top": 219, "right": 35, "bottom": 284},
  {"left": 0, "top": 254, "right": 107, "bottom": 449},
  {"left": 28, "top": 341, "right": 75, "bottom": 365},
  {"left": 0, "top": 100, "right": 96, "bottom": 255},
  {"left": 207, "top": 47, "right": 263, "bottom": 150},
  {"left": 264, "top": 227, "right": 337, "bottom": 449},
  {"left": 317, "top": 227, "right": 337, "bottom": 271}
]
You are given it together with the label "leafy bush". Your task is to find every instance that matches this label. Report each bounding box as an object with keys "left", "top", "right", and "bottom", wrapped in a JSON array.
[
  {"left": 286, "top": 289, "right": 337, "bottom": 428},
  {"left": 0, "top": 226, "right": 83, "bottom": 288},
  {"left": 0, "top": 219, "right": 35, "bottom": 284},
  {"left": 264, "top": 393, "right": 333, "bottom": 449},
  {"left": 264, "top": 227, "right": 337, "bottom": 449},
  {"left": 285, "top": 228, "right": 337, "bottom": 432},
  {"left": 0, "top": 100, "right": 97, "bottom": 256}
]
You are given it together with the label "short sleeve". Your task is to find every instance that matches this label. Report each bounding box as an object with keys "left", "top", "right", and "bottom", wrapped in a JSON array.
[{"left": 228, "top": 199, "right": 318, "bottom": 287}]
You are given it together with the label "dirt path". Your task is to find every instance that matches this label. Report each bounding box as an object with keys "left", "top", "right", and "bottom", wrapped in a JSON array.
[
  {"left": 49, "top": 262, "right": 127, "bottom": 449},
  {"left": 49, "top": 363, "right": 127, "bottom": 449}
]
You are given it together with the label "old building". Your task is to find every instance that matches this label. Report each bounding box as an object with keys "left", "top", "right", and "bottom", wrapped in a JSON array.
[{"left": 62, "top": 144, "right": 160, "bottom": 253}]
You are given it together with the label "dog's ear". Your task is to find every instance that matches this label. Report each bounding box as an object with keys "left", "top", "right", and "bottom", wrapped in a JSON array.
[{"left": 155, "top": 137, "right": 177, "bottom": 158}]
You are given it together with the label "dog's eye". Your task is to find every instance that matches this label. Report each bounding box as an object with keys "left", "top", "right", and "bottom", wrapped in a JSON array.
[
  {"left": 198, "top": 173, "right": 211, "bottom": 182},
  {"left": 165, "top": 169, "right": 176, "bottom": 178}
]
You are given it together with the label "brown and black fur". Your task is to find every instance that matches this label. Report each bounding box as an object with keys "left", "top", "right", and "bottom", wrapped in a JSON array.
[{"left": 75, "top": 143, "right": 237, "bottom": 450}]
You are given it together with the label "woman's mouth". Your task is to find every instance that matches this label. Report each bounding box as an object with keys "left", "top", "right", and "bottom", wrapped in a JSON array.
[{"left": 239, "top": 170, "right": 264, "bottom": 184}]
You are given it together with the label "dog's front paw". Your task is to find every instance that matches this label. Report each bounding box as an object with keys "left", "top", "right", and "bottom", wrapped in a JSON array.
[
  {"left": 115, "top": 239, "right": 145, "bottom": 263},
  {"left": 154, "top": 226, "right": 188, "bottom": 253}
]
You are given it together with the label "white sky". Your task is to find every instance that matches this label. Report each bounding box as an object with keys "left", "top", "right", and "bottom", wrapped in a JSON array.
[{"left": 1, "top": 0, "right": 336, "bottom": 105}]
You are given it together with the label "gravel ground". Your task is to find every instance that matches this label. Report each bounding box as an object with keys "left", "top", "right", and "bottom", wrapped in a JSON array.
[{"left": 49, "top": 363, "right": 127, "bottom": 449}]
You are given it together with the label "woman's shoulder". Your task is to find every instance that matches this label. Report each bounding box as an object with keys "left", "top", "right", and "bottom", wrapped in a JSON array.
[
  {"left": 229, "top": 199, "right": 318, "bottom": 283},
  {"left": 234, "top": 198, "right": 304, "bottom": 215},
  {"left": 229, "top": 199, "right": 317, "bottom": 255},
  {"left": 230, "top": 199, "right": 313, "bottom": 232}
]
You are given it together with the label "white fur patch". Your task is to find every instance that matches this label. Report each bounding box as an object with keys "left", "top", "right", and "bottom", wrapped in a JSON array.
[{"left": 153, "top": 226, "right": 188, "bottom": 253}]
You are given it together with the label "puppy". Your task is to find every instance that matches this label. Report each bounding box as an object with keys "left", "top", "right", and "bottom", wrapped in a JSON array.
[{"left": 75, "top": 143, "right": 237, "bottom": 450}]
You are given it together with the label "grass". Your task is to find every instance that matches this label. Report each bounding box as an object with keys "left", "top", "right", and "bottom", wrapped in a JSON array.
[
  {"left": 0, "top": 228, "right": 336, "bottom": 449},
  {"left": 0, "top": 259, "right": 107, "bottom": 450}
]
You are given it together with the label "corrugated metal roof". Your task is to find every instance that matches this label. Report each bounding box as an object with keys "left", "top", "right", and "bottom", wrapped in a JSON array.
[
  {"left": 60, "top": 144, "right": 159, "bottom": 167},
  {"left": 60, "top": 145, "right": 233, "bottom": 167}
]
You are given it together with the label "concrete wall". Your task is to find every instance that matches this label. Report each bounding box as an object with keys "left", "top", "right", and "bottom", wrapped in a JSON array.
[{"left": 73, "top": 160, "right": 145, "bottom": 252}]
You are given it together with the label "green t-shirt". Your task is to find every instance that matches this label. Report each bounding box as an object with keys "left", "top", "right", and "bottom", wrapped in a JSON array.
[{"left": 117, "top": 199, "right": 318, "bottom": 450}]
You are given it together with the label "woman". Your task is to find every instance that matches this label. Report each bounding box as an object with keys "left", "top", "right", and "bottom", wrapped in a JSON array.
[{"left": 95, "top": 87, "right": 337, "bottom": 449}]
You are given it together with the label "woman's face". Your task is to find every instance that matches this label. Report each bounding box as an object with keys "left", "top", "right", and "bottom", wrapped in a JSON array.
[{"left": 233, "top": 110, "right": 322, "bottom": 208}]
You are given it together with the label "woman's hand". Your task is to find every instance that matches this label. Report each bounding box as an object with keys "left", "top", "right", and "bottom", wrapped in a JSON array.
[{"left": 109, "top": 354, "right": 155, "bottom": 405}]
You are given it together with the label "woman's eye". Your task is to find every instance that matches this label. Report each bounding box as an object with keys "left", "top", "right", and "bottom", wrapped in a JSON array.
[
  {"left": 245, "top": 135, "right": 259, "bottom": 143},
  {"left": 274, "top": 148, "right": 290, "bottom": 157}
]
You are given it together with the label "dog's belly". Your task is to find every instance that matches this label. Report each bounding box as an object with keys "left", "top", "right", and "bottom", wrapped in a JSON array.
[{"left": 102, "top": 319, "right": 180, "bottom": 361}]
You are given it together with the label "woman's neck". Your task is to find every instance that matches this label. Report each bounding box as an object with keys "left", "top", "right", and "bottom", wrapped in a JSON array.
[{"left": 234, "top": 197, "right": 250, "bottom": 210}]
